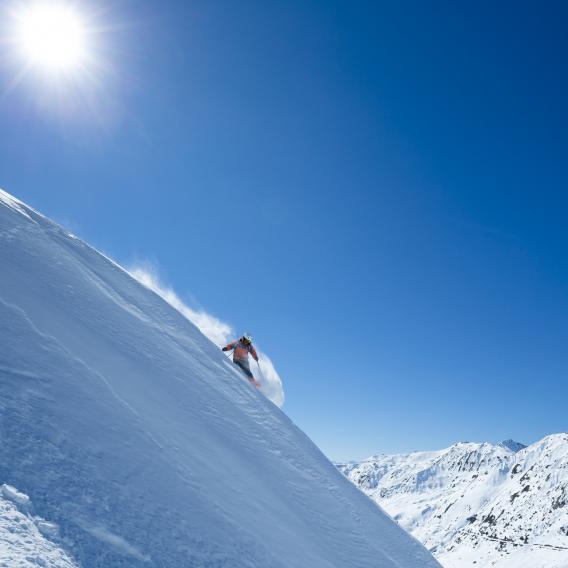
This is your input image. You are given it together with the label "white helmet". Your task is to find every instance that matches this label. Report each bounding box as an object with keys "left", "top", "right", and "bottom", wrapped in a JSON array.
[{"left": 242, "top": 332, "right": 253, "bottom": 344}]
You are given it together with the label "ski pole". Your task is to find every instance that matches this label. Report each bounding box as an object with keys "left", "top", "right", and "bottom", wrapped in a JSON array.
[{"left": 256, "top": 360, "right": 265, "bottom": 382}]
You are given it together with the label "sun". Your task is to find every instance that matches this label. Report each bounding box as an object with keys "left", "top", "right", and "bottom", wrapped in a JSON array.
[{"left": 14, "top": 2, "right": 89, "bottom": 74}]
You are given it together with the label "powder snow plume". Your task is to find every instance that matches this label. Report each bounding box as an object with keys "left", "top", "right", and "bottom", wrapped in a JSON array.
[{"left": 128, "top": 264, "right": 285, "bottom": 407}]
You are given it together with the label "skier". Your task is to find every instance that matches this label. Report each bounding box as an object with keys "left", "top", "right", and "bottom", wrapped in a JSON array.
[{"left": 222, "top": 333, "right": 260, "bottom": 387}]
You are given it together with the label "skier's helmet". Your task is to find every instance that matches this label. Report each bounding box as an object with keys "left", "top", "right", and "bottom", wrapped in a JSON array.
[{"left": 242, "top": 333, "right": 253, "bottom": 345}]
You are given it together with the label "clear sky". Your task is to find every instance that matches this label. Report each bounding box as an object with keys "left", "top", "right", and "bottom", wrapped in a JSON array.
[{"left": 1, "top": 0, "right": 567, "bottom": 461}]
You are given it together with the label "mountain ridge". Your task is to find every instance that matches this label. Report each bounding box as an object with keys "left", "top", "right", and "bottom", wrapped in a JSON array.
[{"left": 337, "top": 434, "right": 568, "bottom": 567}]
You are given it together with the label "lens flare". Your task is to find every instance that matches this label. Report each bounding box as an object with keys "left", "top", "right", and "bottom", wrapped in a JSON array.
[{"left": 14, "top": 3, "right": 89, "bottom": 73}]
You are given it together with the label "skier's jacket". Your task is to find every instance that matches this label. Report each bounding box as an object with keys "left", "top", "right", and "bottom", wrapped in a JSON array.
[{"left": 223, "top": 339, "right": 258, "bottom": 365}]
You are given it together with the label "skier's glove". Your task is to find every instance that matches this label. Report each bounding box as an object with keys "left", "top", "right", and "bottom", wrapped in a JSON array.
[{"left": 221, "top": 347, "right": 228, "bottom": 352}]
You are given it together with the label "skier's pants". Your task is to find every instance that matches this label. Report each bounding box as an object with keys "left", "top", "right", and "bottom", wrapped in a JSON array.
[{"left": 233, "top": 359, "right": 254, "bottom": 380}]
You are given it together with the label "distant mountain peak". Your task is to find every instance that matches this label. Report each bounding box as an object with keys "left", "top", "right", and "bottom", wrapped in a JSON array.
[
  {"left": 499, "top": 439, "right": 527, "bottom": 452},
  {"left": 338, "top": 434, "right": 568, "bottom": 568}
]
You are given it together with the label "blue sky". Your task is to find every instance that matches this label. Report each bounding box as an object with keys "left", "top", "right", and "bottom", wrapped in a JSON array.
[{"left": 1, "top": 0, "right": 567, "bottom": 460}]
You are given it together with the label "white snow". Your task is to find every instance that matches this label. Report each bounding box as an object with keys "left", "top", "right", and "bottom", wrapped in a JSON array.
[
  {"left": 338, "top": 435, "right": 568, "bottom": 568},
  {"left": 0, "top": 189, "right": 441, "bottom": 567},
  {"left": 0, "top": 485, "right": 79, "bottom": 568}
]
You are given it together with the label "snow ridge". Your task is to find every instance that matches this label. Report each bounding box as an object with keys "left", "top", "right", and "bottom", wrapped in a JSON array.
[
  {"left": 337, "top": 435, "right": 568, "bottom": 568},
  {"left": 0, "top": 189, "right": 441, "bottom": 568}
]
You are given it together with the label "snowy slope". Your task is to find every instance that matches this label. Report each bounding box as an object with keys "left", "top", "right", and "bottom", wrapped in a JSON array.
[
  {"left": 337, "top": 436, "right": 568, "bottom": 568},
  {"left": 0, "top": 189, "right": 441, "bottom": 568}
]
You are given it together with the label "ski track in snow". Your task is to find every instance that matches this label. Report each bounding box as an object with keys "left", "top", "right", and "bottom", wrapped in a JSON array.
[{"left": 0, "top": 189, "right": 442, "bottom": 567}]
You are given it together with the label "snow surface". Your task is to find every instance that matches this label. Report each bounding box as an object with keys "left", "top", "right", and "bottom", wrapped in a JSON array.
[
  {"left": 0, "top": 484, "right": 79, "bottom": 568},
  {"left": 338, "top": 436, "right": 568, "bottom": 568},
  {"left": 0, "top": 189, "right": 441, "bottom": 567}
]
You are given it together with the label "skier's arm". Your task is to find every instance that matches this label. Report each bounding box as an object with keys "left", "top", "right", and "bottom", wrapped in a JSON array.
[
  {"left": 222, "top": 341, "right": 236, "bottom": 352},
  {"left": 250, "top": 345, "right": 259, "bottom": 362}
]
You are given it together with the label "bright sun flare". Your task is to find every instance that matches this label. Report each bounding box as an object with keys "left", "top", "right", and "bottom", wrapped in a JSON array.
[{"left": 14, "top": 3, "right": 89, "bottom": 73}]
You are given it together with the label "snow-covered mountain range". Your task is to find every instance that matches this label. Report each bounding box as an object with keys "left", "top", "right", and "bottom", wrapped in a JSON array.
[
  {"left": 337, "top": 435, "right": 568, "bottom": 568},
  {"left": 0, "top": 188, "right": 441, "bottom": 567}
]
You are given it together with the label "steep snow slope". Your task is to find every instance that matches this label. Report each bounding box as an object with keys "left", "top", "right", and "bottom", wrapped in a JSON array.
[
  {"left": 0, "top": 189, "right": 440, "bottom": 568},
  {"left": 338, "top": 437, "right": 568, "bottom": 568}
]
